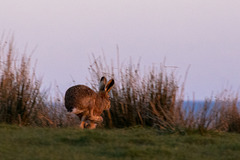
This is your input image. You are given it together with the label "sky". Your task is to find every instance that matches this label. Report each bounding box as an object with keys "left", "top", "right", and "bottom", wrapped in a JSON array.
[{"left": 0, "top": 0, "right": 240, "bottom": 100}]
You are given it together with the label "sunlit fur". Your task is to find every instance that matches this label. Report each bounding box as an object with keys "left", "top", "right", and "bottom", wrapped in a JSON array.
[{"left": 65, "top": 77, "right": 114, "bottom": 129}]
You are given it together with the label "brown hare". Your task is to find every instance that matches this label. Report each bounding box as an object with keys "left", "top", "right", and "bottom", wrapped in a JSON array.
[{"left": 65, "top": 77, "right": 114, "bottom": 129}]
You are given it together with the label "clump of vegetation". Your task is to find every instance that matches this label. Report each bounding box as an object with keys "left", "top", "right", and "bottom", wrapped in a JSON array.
[
  {"left": 0, "top": 38, "right": 45, "bottom": 126},
  {"left": 182, "top": 91, "right": 240, "bottom": 134},
  {"left": 88, "top": 54, "right": 182, "bottom": 129},
  {"left": 0, "top": 37, "right": 239, "bottom": 133},
  {"left": 0, "top": 36, "right": 77, "bottom": 127},
  {"left": 88, "top": 54, "right": 240, "bottom": 133}
]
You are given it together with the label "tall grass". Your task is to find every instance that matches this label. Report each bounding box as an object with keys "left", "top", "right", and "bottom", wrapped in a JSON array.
[
  {"left": 0, "top": 37, "right": 239, "bottom": 133},
  {"left": 0, "top": 37, "right": 77, "bottom": 127},
  {"left": 88, "top": 54, "right": 240, "bottom": 133},
  {"left": 88, "top": 54, "right": 181, "bottom": 129},
  {"left": 184, "top": 91, "right": 240, "bottom": 133},
  {"left": 0, "top": 38, "right": 45, "bottom": 125}
]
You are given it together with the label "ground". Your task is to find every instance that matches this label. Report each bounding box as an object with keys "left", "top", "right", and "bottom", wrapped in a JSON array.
[{"left": 0, "top": 124, "right": 240, "bottom": 160}]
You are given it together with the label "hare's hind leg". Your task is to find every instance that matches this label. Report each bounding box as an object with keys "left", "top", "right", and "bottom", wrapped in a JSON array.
[{"left": 77, "top": 114, "right": 86, "bottom": 129}]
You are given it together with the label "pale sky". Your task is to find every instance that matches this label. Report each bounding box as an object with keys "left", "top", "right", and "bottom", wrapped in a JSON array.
[{"left": 0, "top": 0, "right": 240, "bottom": 100}]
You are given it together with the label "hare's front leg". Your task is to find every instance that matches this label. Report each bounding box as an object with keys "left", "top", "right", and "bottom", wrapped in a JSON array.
[
  {"left": 77, "top": 114, "right": 86, "bottom": 129},
  {"left": 88, "top": 108, "right": 103, "bottom": 123}
]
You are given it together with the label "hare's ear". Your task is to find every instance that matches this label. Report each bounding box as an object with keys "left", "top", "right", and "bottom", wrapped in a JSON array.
[
  {"left": 105, "top": 79, "right": 114, "bottom": 93},
  {"left": 99, "top": 76, "right": 107, "bottom": 91}
]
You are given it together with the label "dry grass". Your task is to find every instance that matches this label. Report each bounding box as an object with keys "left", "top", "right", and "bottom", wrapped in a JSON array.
[
  {"left": 177, "top": 91, "right": 240, "bottom": 134},
  {"left": 88, "top": 53, "right": 240, "bottom": 133},
  {"left": 88, "top": 54, "right": 183, "bottom": 129},
  {"left": 0, "top": 36, "right": 77, "bottom": 127},
  {"left": 0, "top": 37, "right": 239, "bottom": 133},
  {"left": 0, "top": 37, "right": 45, "bottom": 126}
]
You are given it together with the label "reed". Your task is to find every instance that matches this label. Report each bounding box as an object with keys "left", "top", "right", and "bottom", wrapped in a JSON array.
[
  {"left": 88, "top": 54, "right": 180, "bottom": 129},
  {"left": 0, "top": 37, "right": 73, "bottom": 127},
  {"left": 1, "top": 37, "right": 239, "bottom": 133},
  {"left": 174, "top": 91, "right": 240, "bottom": 134},
  {"left": 0, "top": 37, "right": 45, "bottom": 126},
  {"left": 88, "top": 53, "right": 240, "bottom": 133}
]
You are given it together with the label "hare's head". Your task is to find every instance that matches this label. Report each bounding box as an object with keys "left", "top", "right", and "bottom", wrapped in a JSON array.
[{"left": 97, "top": 77, "right": 114, "bottom": 110}]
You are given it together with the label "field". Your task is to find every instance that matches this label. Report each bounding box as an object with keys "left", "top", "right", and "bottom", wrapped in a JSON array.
[
  {"left": 1, "top": 37, "right": 240, "bottom": 160},
  {"left": 0, "top": 124, "right": 240, "bottom": 160}
]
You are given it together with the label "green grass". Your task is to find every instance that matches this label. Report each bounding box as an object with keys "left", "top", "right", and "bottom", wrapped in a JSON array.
[{"left": 0, "top": 124, "right": 240, "bottom": 160}]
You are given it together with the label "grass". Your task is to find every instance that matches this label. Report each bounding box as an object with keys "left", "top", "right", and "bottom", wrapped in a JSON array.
[
  {"left": 0, "top": 36, "right": 75, "bottom": 127},
  {"left": 1, "top": 37, "right": 240, "bottom": 134},
  {"left": 88, "top": 54, "right": 181, "bottom": 128},
  {"left": 0, "top": 124, "right": 240, "bottom": 160},
  {"left": 88, "top": 54, "right": 240, "bottom": 133}
]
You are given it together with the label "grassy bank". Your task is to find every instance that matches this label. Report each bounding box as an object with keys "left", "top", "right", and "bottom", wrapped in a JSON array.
[{"left": 0, "top": 124, "right": 240, "bottom": 160}]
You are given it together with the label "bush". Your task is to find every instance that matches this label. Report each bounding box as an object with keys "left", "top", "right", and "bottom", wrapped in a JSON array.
[
  {"left": 0, "top": 37, "right": 77, "bottom": 127},
  {"left": 0, "top": 38, "right": 44, "bottom": 125},
  {"left": 1, "top": 37, "right": 239, "bottom": 133},
  {"left": 88, "top": 54, "right": 240, "bottom": 133},
  {"left": 88, "top": 54, "right": 181, "bottom": 129}
]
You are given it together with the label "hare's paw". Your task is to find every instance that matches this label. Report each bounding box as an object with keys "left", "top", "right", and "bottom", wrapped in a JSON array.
[
  {"left": 80, "top": 121, "right": 85, "bottom": 129},
  {"left": 89, "top": 116, "right": 103, "bottom": 123},
  {"left": 84, "top": 120, "right": 90, "bottom": 128},
  {"left": 96, "top": 116, "right": 103, "bottom": 122},
  {"left": 85, "top": 122, "right": 97, "bottom": 129}
]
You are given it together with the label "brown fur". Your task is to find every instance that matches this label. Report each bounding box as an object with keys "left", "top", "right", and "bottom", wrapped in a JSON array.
[
  {"left": 64, "top": 77, "right": 114, "bottom": 129},
  {"left": 65, "top": 85, "right": 97, "bottom": 112}
]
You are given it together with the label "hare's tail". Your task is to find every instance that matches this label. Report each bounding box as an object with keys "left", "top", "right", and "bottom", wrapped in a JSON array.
[
  {"left": 67, "top": 107, "right": 73, "bottom": 112},
  {"left": 71, "top": 108, "right": 85, "bottom": 114}
]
